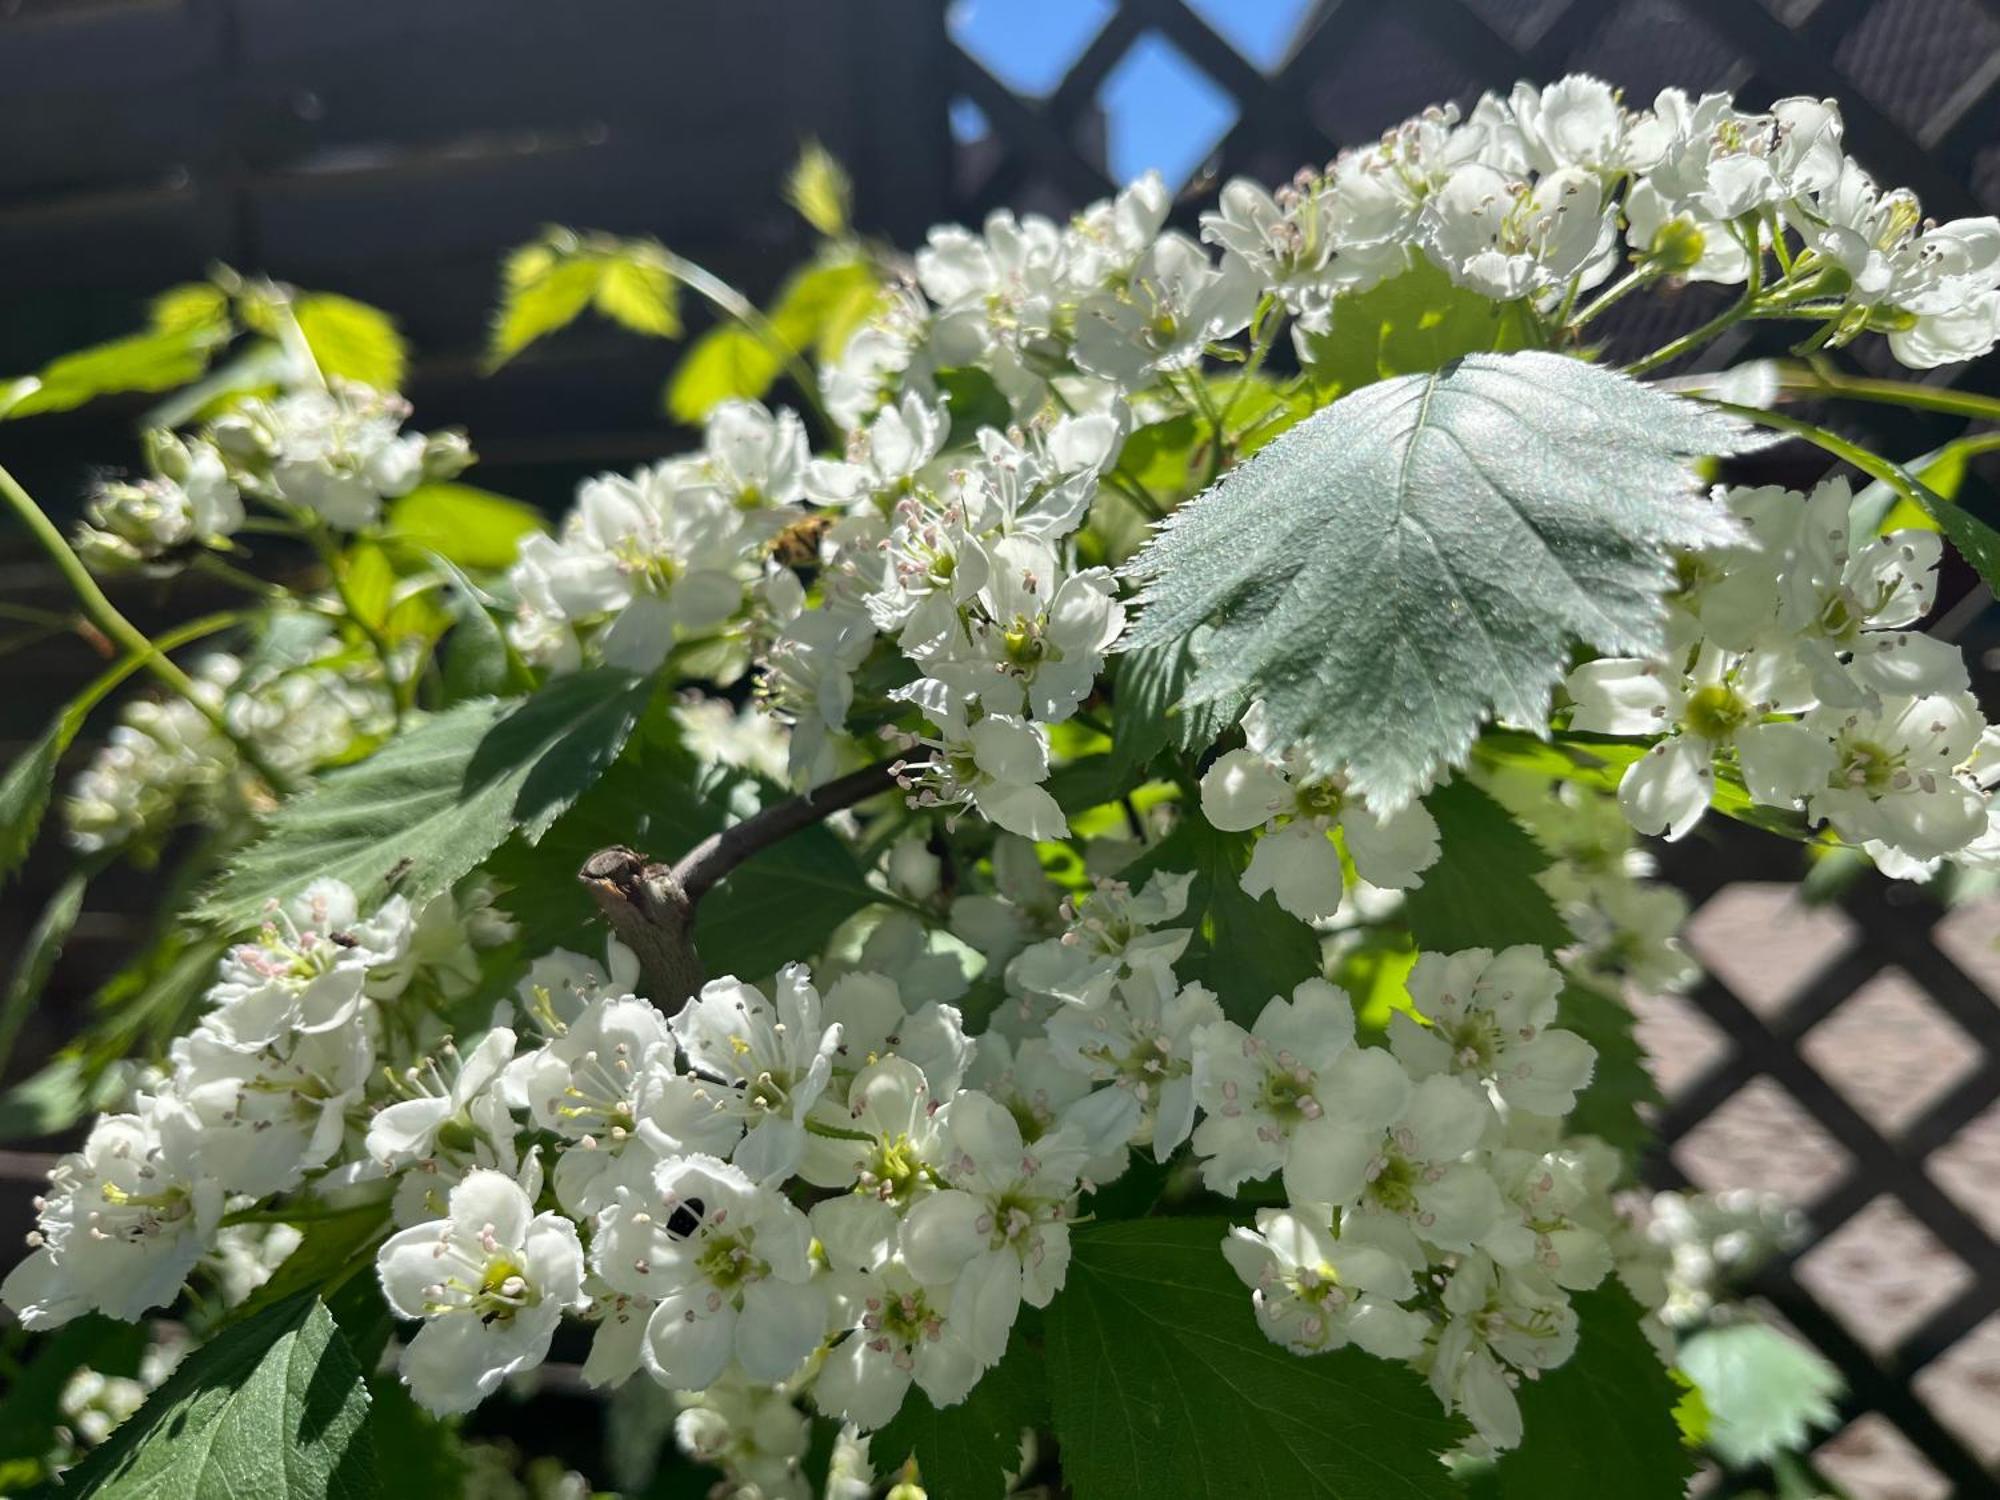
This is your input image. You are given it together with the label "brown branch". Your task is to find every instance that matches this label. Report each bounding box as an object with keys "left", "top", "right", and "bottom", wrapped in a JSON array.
[{"left": 578, "top": 758, "right": 902, "bottom": 1008}]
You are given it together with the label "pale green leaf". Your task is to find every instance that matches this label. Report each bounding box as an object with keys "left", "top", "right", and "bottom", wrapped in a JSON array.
[
  {"left": 666, "top": 324, "right": 784, "bottom": 423},
  {"left": 594, "top": 253, "right": 683, "bottom": 339},
  {"left": 0, "top": 867, "right": 88, "bottom": 1071},
  {"left": 767, "top": 258, "right": 881, "bottom": 363},
  {"left": 1048, "top": 1219, "right": 1465, "bottom": 1500},
  {"left": 784, "top": 139, "right": 853, "bottom": 238},
  {"left": 385, "top": 482, "right": 547, "bottom": 571},
  {"left": 0, "top": 313, "right": 229, "bottom": 420},
  {"left": 488, "top": 247, "right": 604, "bottom": 367},
  {"left": 293, "top": 293, "right": 408, "bottom": 391},
  {"left": 1483, "top": 1285, "right": 1695, "bottom": 1499},
  {"left": 1678, "top": 1323, "right": 1843, "bottom": 1470},
  {"left": 55, "top": 1294, "right": 372, "bottom": 1499},
  {"left": 1124, "top": 352, "right": 1767, "bottom": 810}
]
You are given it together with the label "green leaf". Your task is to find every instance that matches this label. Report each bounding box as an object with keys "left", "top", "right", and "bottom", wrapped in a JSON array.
[
  {"left": 488, "top": 241, "right": 605, "bottom": 367},
  {"left": 1555, "top": 980, "right": 1660, "bottom": 1165},
  {"left": 595, "top": 254, "right": 683, "bottom": 339},
  {"left": 200, "top": 675, "right": 649, "bottom": 929},
  {"left": 934, "top": 366, "right": 1013, "bottom": 447},
  {"left": 1113, "top": 415, "right": 1203, "bottom": 499},
  {"left": 1402, "top": 780, "right": 1569, "bottom": 953},
  {"left": 0, "top": 1315, "right": 149, "bottom": 1480},
  {"left": 1301, "top": 258, "right": 1535, "bottom": 399},
  {"left": 464, "top": 667, "right": 654, "bottom": 841},
  {"left": 361, "top": 1378, "right": 467, "bottom": 1499},
  {"left": 0, "top": 651, "right": 159, "bottom": 885},
  {"left": 293, "top": 293, "right": 408, "bottom": 392},
  {"left": 766, "top": 258, "right": 880, "bottom": 363},
  {"left": 0, "top": 867, "right": 89, "bottom": 1070},
  {"left": 1124, "top": 351, "right": 1766, "bottom": 811},
  {"left": 55, "top": 1294, "right": 372, "bottom": 1500},
  {"left": 1, "top": 292, "right": 230, "bottom": 420},
  {"left": 1678, "top": 1323, "right": 1842, "bottom": 1470},
  {"left": 1901, "top": 464, "right": 2000, "bottom": 592},
  {"left": 784, "top": 140, "right": 854, "bottom": 239},
  {"left": 1048, "top": 1219, "right": 1465, "bottom": 1500},
  {"left": 872, "top": 1320, "right": 1043, "bottom": 1497},
  {"left": 1127, "top": 811, "right": 1322, "bottom": 1024},
  {"left": 385, "top": 483, "right": 547, "bottom": 572},
  {"left": 440, "top": 591, "right": 516, "bottom": 706},
  {"left": 1484, "top": 1284, "right": 1694, "bottom": 1500},
  {"left": 1111, "top": 631, "right": 1241, "bottom": 773},
  {"left": 231, "top": 1204, "right": 390, "bottom": 1327},
  {"left": 666, "top": 324, "right": 785, "bottom": 424}
]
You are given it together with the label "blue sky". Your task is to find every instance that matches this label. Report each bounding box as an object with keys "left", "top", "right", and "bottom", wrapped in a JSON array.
[{"left": 947, "top": 0, "right": 1315, "bottom": 184}]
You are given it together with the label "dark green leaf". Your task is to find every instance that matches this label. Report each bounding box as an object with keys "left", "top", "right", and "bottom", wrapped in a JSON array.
[
  {"left": 0, "top": 652, "right": 155, "bottom": 886},
  {"left": 1556, "top": 980, "right": 1661, "bottom": 1165},
  {"left": 1301, "top": 259, "right": 1535, "bottom": 399},
  {"left": 1128, "top": 812, "right": 1322, "bottom": 1024},
  {"left": 872, "top": 1319, "right": 1044, "bottom": 1498},
  {"left": 1484, "top": 1284, "right": 1694, "bottom": 1500},
  {"left": 934, "top": 366, "right": 1013, "bottom": 447},
  {"left": 1124, "top": 351, "right": 1766, "bottom": 811},
  {"left": 464, "top": 667, "right": 653, "bottom": 841},
  {"left": 360, "top": 1377, "right": 467, "bottom": 1499},
  {"left": 55, "top": 1294, "right": 372, "bottom": 1500},
  {"left": 1048, "top": 1219, "right": 1465, "bottom": 1500},
  {"left": 0, "top": 868, "right": 89, "bottom": 1070},
  {"left": 1402, "top": 780, "right": 1569, "bottom": 953},
  {"left": 0, "top": 1317, "right": 149, "bottom": 1475},
  {"left": 1678, "top": 1323, "right": 1842, "bottom": 1470}
]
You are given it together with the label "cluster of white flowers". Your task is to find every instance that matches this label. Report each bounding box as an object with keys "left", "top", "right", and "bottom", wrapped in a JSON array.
[
  {"left": 1, "top": 878, "right": 505, "bottom": 1330},
  {"left": 75, "top": 380, "right": 468, "bottom": 568},
  {"left": 64, "top": 639, "right": 392, "bottom": 855},
  {"left": 3, "top": 848, "right": 1631, "bottom": 1457},
  {"left": 1568, "top": 475, "right": 1997, "bottom": 878}
]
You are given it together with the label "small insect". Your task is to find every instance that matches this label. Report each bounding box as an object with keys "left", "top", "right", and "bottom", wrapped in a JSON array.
[
  {"left": 768, "top": 513, "right": 836, "bottom": 568},
  {"left": 664, "top": 1197, "right": 706, "bottom": 1239},
  {"left": 383, "top": 857, "right": 415, "bottom": 889}
]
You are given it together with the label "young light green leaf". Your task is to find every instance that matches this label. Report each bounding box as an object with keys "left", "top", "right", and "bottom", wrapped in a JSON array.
[
  {"left": 594, "top": 253, "right": 683, "bottom": 339},
  {"left": 200, "top": 674, "right": 649, "bottom": 930},
  {"left": 872, "top": 1319, "right": 1045, "bottom": 1497},
  {"left": 0, "top": 289, "right": 231, "bottom": 420},
  {"left": 1677, "top": 1322, "right": 1843, "bottom": 1469},
  {"left": 386, "top": 483, "right": 547, "bottom": 572},
  {"left": 1124, "top": 352, "right": 1766, "bottom": 811},
  {"left": 293, "top": 293, "right": 408, "bottom": 392},
  {"left": 1402, "top": 779, "right": 1569, "bottom": 953},
  {"left": 1483, "top": 1284, "right": 1695, "bottom": 1499},
  {"left": 488, "top": 238, "right": 605, "bottom": 367},
  {"left": 1048, "top": 1219, "right": 1465, "bottom": 1500},
  {"left": 54, "top": 1294, "right": 372, "bottom": 1500},
  {"left": 666, "top": 323, "right": 786, "bottom": 423},
  {"left": 784, "top": 139, "right": 854, "bottom": 239},
  {"left": 766, "top": 258, "right": 881, "bottom": 363}
]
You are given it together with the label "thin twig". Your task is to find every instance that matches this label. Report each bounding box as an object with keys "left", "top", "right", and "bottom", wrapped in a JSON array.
[{"left": 579, "top": 758, "right": 901, "bottom": 1007}]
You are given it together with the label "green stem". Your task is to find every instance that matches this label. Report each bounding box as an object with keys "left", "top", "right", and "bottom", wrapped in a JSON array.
[
  {"left": 1102, "top": 470, "right": 1167, "bottom": 523},
  {"left": 1571, "top": 262, "right": 1661, "bottom": 330},
  {"left": 307, "top": 525, "right": 408, "bottom": 722},
  {"left": 1219, "top": 295, "right": 1282, "bottom": 434},
  {"left": 0, "top": 461, "right": 292, "bottom": 791},
  {"left": 1776, "top": 362, "right": 2000, "bottom": 423},
  {"left": 660, "top": 249, "right": 836, "bottom": 435},
  {"left": 1704, "top": 399, "right": 1982, "bottom": 522}
]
